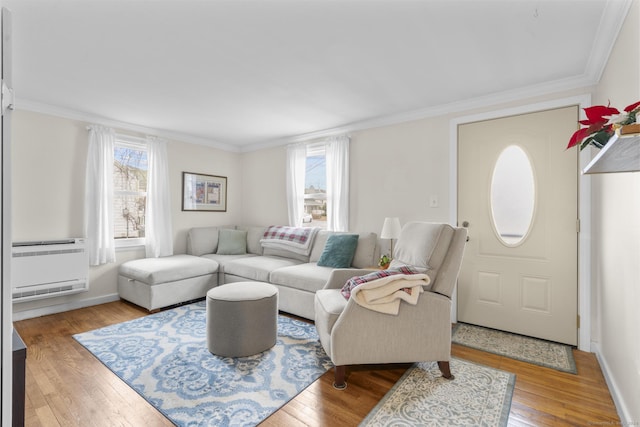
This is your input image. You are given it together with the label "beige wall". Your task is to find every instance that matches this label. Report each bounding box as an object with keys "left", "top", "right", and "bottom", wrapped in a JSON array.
[
  {"left": 591, "top": 0, "right": 640, "bottom": 422},
  {"left": 350, "top": 118, "right": 451, "bottom": 231},
  {"left": 11, "top": 110, "right": 241, "bottom": 316},
  {"left": 12, "top": 111, "right": 87, "bottom": 240},
  {"left": 240, "top": 145, "right": 289, "bottom": 226},
  {"left": 168, "top": 138, "right": 243, "bottom": 254}
]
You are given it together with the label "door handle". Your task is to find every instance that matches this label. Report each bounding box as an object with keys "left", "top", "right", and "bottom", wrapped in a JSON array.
[{"left": 461, "top": 221, "right": 470, "bottom": 241}]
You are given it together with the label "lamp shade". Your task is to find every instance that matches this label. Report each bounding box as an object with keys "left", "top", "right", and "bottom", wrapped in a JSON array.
[{"left": 380, "top": 217, "right": 401, "bottom": 239}]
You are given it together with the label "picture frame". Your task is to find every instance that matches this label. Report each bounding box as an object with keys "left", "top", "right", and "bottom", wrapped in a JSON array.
[{"left": 182, "top": 172, "right": 227, "bottom": 212}]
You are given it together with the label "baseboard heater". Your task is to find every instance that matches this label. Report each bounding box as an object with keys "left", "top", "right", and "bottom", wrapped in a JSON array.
[{"left": 11, "top": 238, "right": 89, "bottom": 303}]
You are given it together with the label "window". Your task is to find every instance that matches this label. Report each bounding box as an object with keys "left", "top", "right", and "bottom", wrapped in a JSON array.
[
  {"left": 287, "top": 135, "right": 349, "bottom": 231},
  {"left": 303, "top": 144, "right": 327, "bottom": 229},
  {"left": 114, "top": 137, "right": 147, "bottom": 242}
]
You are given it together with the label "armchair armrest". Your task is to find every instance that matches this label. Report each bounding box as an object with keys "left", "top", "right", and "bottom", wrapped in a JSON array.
[
  {"left": 329, "top": 290, "right": 453, "bottom": 366},
  {"left": 323, "top": 268, "right": 376, "bottom": 290}
]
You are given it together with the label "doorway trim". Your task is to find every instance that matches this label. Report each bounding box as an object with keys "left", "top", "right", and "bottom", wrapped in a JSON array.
[{"left": 449, "top": 94, "right": 592, "bottom": 352}]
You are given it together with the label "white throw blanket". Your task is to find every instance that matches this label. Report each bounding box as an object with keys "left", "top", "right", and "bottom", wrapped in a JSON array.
[
  {"left": 260, "top": 226, "right": 320, "bottom": 256},
  {"left": 351, "top": 273, "right": 430, "bottom": 315}
]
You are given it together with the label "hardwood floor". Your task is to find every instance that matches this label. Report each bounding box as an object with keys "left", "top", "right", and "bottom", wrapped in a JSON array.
[{"left": 13, "top": 300, "right": 620, "bottom": 426}]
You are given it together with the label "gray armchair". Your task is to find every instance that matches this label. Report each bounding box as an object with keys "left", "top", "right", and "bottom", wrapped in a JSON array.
[{"left": 314, "top": 222, "right": 467, "bottom": 389}]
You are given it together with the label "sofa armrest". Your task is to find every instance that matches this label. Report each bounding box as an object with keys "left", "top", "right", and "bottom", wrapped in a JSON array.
[{"left": 323, "top": 268, "right": 376, "bottom": 290}]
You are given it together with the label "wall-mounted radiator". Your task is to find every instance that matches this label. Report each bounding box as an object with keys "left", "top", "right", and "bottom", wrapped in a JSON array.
[{"left": 11, "top": 238, "right": 89, "bottom": 303}]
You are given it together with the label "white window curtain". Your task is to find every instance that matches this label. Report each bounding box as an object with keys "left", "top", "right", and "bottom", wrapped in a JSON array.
[
  {"left": 325, "top": 135, "right": 350, "bottom": 232},
  {"left": 286, "top": 142, "right": 307, "bottom": 227},
  {"left": 145, "top": 136, "right": 174, "bottom": 258},
  {"left": 85, "top": 125, "right": 116, "bottom": 266}
]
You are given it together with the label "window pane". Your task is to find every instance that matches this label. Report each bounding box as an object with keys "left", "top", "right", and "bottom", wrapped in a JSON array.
[
  {"left": 114, "top": 146, "right": 148, "bottom": 192},
  {"left": 490, "top": 145, "right": 535, "bottom": 246},
  {"left": 114, "top": 195, "right": 146, "bottom": 239},
  {"left": 304, "top": 154, "right": 327, "bottom": 228},
  {"left": 114, "top": 143, "right": 147, "bottom": 240}
]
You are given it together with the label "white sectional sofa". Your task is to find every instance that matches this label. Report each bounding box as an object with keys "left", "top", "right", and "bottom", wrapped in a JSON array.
[
  {"left": 118, "top": 225, "right": 379, "bottom": 319},
  {"left": 118, "top": 254, "right": 219, "bottom": 312},
  {"left": 186, "top": 225, "right": 379, "bottom": 320}
]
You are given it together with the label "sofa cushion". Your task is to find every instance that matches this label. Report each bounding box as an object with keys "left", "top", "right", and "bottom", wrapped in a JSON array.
[
  {"left": 351, "top": 232, "right": 378, "bottom": 268},
  {"left": 187, "top": 226, "right": 221, "bottom": 256},
  {"left": 237, "top": 226, "right": 266, "bottom": 255},
  {"left": 223, "top": 256, "right": 303, "bottom": 282},
  {"left": 269, "top": 263, "right": 335, "bottom": 293},
  {"left": 216, "top": 229, "right": 247, "bottom": 255},
  {"left": 201, "top": 253, "right": 258, "bottom": 271},
  {"left": 119, "top": 254, "right": 219, "bottom": 285},
  {"left": 309, "top": 230, "right": 331, "bottom": 261},
  {"left": 317, "top": 234, "right": 359, "bottom": 268}
]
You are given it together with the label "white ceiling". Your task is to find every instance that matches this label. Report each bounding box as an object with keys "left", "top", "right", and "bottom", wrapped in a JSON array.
[{"left": 4, "top": 0, "right": 632, "bottom": 151}]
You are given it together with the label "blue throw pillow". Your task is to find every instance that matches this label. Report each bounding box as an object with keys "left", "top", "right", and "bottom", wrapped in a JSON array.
[{"left": 317, "top": 234, "right": 359, "bottom": 268}]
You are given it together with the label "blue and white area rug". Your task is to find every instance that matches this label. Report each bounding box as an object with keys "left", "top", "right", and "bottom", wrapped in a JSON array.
[
  {"left": 73, "top": 301, "right": 332, "bottom": 427},
  {"left": 360, "top": 358, "right": 515, "bottom": 427}
]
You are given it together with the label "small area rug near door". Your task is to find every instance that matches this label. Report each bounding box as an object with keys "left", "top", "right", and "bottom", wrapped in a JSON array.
[
  {"left": 360, "top": 358, "right": 515, "bottom": 426},
  {"left": 73, "top": 301, "right": 332, "bottom": 427},
  {"left": 452, "top": 322, "right": 577, "bottom": 374}
]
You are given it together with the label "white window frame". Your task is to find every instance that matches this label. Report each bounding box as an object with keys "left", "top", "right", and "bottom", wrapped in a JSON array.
[
  {"left": 306, "top": 142, "right": 326, "bottom": 158},
  {"left": 114, "top": 135, "right": 147, "bottom": 249}
]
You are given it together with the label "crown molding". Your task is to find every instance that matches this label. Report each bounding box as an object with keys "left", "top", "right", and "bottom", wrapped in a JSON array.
[
  {"left": 17, "top": 74, "right": 595, "bottom": 155},
  {"left": 584, "top": 0, "right": 633, "bottom": 83},
  {"left": 15, "top": 98, "right": 242, "bottom": 153},
  {"left": 241, "top": 72, "right": 597, "bottom": 152}
]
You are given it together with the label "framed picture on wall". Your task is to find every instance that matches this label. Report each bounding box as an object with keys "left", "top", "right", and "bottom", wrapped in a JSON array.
[{"left": 182, "top": 172, "right": 227, "bottom": 212}]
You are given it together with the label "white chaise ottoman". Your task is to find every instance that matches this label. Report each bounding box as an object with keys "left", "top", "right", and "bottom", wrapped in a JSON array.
[
  {"left": 118, "top": 254, "right": 219, "bottom": 311},
  {"left": 206, "top": 282, "right": 278, "bottom": 357}
]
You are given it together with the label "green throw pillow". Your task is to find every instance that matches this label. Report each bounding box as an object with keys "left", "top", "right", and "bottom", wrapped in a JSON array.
[
  {"left": 317, "top": 234, "right": 359, "bottom": 268},
  {"left": 216, "top": 229, "right": 247, "bottom": 255}
]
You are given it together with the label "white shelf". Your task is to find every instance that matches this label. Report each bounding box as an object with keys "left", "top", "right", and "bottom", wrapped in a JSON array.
[{"left": 582, "top": 133, "right": 640, "bottom": 174}]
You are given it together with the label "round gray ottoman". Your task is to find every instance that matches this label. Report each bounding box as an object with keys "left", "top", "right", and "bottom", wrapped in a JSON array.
[{"left": 206, "top": 281, "right": 279, "bottom": 357}]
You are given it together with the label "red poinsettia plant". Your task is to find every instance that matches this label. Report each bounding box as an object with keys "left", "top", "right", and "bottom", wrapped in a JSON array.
[{"left": 567, "top": 100, "right": 640, "bottom": 150}]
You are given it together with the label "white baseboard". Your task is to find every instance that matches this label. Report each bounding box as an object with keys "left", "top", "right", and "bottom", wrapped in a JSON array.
[
  {"left": 591, "top": 342, "right": 633, "bottom": 424},
  {"left": 12, "top": 293, "right": 121, "bottom": 321}
]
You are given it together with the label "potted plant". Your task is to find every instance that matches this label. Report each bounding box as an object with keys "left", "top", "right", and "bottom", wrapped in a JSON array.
[
  {"left": 378, "top": 254, "right": 390, "bottom": 269},
  {"left": 567, "top": 100, "right": 640, "bottom": 150}
]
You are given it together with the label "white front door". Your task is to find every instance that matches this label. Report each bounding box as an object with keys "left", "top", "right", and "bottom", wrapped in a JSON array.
[{"left": 457, "top": 106, "right": 578, "bottom": 345}]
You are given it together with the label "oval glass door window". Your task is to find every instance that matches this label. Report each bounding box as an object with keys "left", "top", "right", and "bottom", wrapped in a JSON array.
[{"left": 490, "top": 145, "right": 535, "bottom": 245}]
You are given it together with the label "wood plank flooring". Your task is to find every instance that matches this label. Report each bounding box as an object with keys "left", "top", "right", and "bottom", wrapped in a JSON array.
[{"left": 13, "top": 300, "right": 620, "bottom": 426}]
